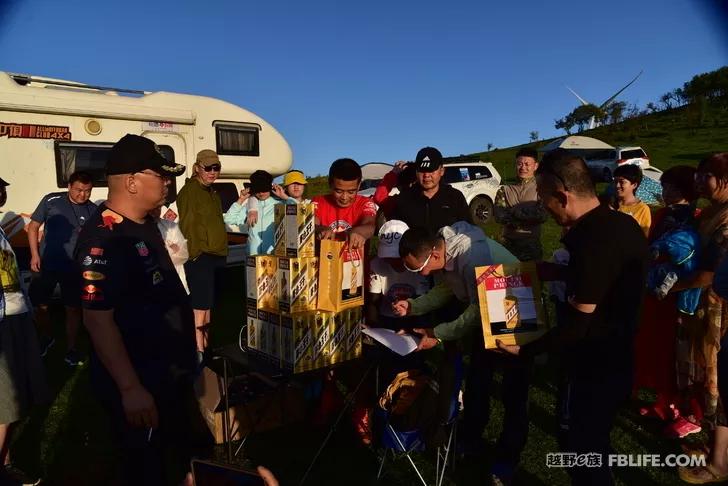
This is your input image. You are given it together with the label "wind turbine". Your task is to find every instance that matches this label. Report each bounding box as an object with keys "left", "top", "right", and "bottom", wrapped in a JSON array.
[{"left": 565, "top": 70, "right": 643, "bottom": 129}]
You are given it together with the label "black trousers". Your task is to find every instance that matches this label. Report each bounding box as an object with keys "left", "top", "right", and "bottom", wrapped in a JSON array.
[
  {"left": 99, "top": 381, "right": 213, "bottom": 486},
  {"left": 461, "top": 339, "right": 532, "bottom": 465},
  {"left": 557, "top": 369, "right": 631, "bottom": 486}
]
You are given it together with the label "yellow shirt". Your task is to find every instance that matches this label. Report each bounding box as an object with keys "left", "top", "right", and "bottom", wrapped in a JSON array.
[{"left": 618, "top": 200, "right": 651, "bottom": 237}]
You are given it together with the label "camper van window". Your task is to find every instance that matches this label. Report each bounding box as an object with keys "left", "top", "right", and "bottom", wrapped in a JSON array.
[
  {"left": 55, "top": 142, "right": 114, "bottom": 187},
  {"left": 54, "top": 143, "right": 178, "bottom": 204},
  {"left": 215, "top": 124, "right": 259, "bottom": 156}
]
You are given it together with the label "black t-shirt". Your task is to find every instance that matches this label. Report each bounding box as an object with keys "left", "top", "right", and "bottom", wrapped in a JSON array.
[
  {"left": 393, "top": 184, "right": 470, "bottom": 234},
  {"left": 522, "top": 204, "right": 648, "bottom": 376},
  {"left": 75, "top": 204, "right": 196, "bottom": 397}
]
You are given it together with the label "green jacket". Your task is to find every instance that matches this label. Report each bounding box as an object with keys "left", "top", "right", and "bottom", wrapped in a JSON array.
[{"left": 177, "top": 178, "right": 228, "bottom": 259}]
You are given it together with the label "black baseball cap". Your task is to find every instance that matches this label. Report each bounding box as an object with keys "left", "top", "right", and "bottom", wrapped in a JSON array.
[
  {"left": 415, "top": 147, "right": 444, "bottom": 172},
  {"left": 0, "top": 177, "right": 8, "bottom": 187},
  {"left": 249, "top": 170, "right": 273, "bottom": 193},
  {"left": 106, "top": 134, "right": 185, "bottom": 177}
]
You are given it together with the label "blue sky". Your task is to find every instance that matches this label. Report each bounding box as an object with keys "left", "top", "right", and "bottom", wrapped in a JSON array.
[{"left": 1, "top": 0, "right": 726, "bottom": 177}]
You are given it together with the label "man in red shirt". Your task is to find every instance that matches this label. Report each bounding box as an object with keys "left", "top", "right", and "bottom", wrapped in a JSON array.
[{"left": 313, "top": 158, "right": 377, "bottom": 252}]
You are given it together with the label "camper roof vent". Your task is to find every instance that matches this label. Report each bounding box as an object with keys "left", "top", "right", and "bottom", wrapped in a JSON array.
[{"left": 8, "top": 73, "right": 149, "bottom": 97}]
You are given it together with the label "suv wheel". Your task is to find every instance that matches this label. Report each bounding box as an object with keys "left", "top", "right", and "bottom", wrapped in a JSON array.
[
  {"left": 469, "top": 196, "right": 493, "bottom": 225},
  {"left": 602, "top": 167, "right": 613, "bottom": 182}
]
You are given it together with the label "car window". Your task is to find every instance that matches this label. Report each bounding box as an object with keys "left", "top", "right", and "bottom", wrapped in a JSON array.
[
  {"left": 443, "top": 166, "right": 465, "bottom": 184},
  {"left": 620, "top": 149, "right": 647, "bottom": 160},
  {"left": 468, "top": 166, "right": 492, "bottom": 180},
  {"left": 583, "top": 149, "right": 616, "bottom": 160},
  {"left": 359, "top": 179, "right": 380, "bottom": 190}
]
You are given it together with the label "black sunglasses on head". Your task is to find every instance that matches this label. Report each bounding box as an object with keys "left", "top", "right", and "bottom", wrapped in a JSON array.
[{"left": 202, "top": 164, "right": 221, "bottom": 172}]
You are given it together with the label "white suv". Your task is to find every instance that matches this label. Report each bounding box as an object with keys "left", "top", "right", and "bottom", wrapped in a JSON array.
[
  {"left": 359, "top": 160, "right": 502, "bottom": 225},
  {"left": 441, "top": 161, "right": 501, "bottom": 224},
  {"left": 585, "top": 146, "right": 650, "bottom": 182}
]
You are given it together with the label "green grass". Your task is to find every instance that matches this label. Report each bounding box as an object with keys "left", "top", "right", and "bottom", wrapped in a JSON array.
[
  {"left": 9, "top": 230, "right": 707, "bottom": 486},
  {"left": 474, "top": 102, "right": 728, "bottom": 183}
]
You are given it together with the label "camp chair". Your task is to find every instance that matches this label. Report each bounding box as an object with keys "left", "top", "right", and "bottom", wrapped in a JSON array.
[{"left": 376, "top": 354, "right": 464, "bottom": 486}]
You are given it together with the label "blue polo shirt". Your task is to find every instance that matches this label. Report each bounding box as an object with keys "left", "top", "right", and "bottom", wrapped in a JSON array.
[{"left": 31, "top": 192, "right": 97, "bottom": 271}]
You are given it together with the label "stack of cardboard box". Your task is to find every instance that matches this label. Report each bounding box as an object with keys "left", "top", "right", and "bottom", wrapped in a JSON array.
[{"left": 244, "top": 202, "right": 363, "bottom": 373}]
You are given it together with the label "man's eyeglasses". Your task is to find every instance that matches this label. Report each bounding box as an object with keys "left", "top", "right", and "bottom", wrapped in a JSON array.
[
  {"left": 404, "top": 248, "right": 434, "bottom": 273},
  {"left": 202, "top": 164, "right": 221, "bottom": 172}
]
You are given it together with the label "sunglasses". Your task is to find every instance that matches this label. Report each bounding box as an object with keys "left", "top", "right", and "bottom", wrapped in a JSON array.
[
  {"left": 404, "top": 248, "right": 434, "bottom": 273},
  {"left": 201, "top": 164, "right": 221, "bottom": 172}
]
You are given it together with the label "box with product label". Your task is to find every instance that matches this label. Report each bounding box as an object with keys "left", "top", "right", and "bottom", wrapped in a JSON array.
[
  {"left": 280, "top": 313, "right": 315, "bottom": 374},
  {"left": 245, "top": 305, "right": 263, "bottom": 356},
  {"left": 266, "top": 311, "right": 281, "bottom": 366},
  {"left": 328, "top": 311, "right": 349, "bottom": 366},
  {"left": 475, "top": 262, "right": 547, "bottom": 349},
  {"left": 274, "top": 203, "right": 316, "bottom": 258},
  {"left": 344, "top": 306, "right": 363, "bottom": 361},
  {"left": 245, "top": 255, "right": 278, "bottom": 311},
  {"left": 311, "top": 311, "right": 335, "bottom": 370},
  {"left": 278, "top": 257, "right": 319, "bottom": 314}
]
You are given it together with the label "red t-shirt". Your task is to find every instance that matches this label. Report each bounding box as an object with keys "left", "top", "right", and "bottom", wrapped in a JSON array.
[{"left": 313, "top": 195, "right": 377, "bottom": 233}]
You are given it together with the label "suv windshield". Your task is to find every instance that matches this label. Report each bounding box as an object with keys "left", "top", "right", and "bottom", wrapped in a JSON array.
[{"left": 620, "top": 149, "right": 647, "bottom": 160}]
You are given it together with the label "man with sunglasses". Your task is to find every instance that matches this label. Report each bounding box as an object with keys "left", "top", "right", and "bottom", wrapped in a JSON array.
[
  {"left": 177, "top": 150, "right": 228, "bottom": 363},
  {"left": 393, "top": 222, "right": 524, "bottom": 482},
  {"left": 498, "top": 149, "right": 648, "bottom": 485},
  {"left": 76, "top": 135, "right": 212, "bottom": 485}
]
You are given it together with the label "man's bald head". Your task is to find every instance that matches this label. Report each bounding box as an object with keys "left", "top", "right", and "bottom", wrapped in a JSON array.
[
  {"left": 536, "top": 149, "right": 596, "bottom": 198},
  {"left": 535, "top": 149, "right": 599, "bottom": 227}
]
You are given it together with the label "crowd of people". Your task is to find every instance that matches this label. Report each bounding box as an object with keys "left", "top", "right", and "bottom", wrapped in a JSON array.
[{"left": 1, "top": 131, "right": 728, "bottom": 485}]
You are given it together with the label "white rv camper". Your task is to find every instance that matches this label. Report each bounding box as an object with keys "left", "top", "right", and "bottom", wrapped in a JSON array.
[{"left": 0, "top": 71, "right": 293, "bottom": 265}]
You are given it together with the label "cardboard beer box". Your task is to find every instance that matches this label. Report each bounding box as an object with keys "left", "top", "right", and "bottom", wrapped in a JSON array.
[
  {"left": 475, "top": 262, "right": 547, "bottom": 349},
  {"left": 281, "top": 313, "right": 315, "bottom": 374},
  {"left": 257, "top": 310, "right": 271, "bottom": 358},
  {"left": 328, "top": 311, "right": 349, "bottom": 366},
  {"left": 246, "top": 305, "right": 263, "bottom": 356},
  {"left": 274, "top": 203, "right": 316, "bottom": 258},
  {"left": 278, "top": 257, "right": 319, "bottom": 314},
  {"left": 266, "top": 311, "right": 281, "bottom": 366},
  {"left": 311, "top": 312, "right": 335, "bottom": 370},
  {"left": 245, "top": 255, "right": 278, "bottom": 311},
  {"left": 344, "top": 306, "right": 363, "bottom": 361}
]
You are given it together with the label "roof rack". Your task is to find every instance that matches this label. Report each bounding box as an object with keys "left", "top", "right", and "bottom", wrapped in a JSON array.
[{"left": 9, "top": 73, "right": 147, "bottom": 95}]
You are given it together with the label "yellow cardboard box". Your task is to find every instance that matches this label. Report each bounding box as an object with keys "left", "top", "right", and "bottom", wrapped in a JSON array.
[
  {"left": 246, "top": 305, "right": 263, "bottom": 356},
  {"left": 278, "top": 257, "right": 319, "bottom": 314},
  {"left": 328, "top": 311, "right": 349, "bottom": 366},
  {"left": 281, "top": 313, "right": 315, "bottom": 374},
  {"left": 475, "top": 263, "right": 547, "bottom": 349},
  {"left": 311, "top": 312, "right": 335, "bottom": 370},
  {"left": 345, "top": 307, "right": 363, "bottom": 361},
  {"left": 274, "top": 203, "right": 316, "bottom": 258},
  {"left": 266, "top": 311, "right": 281, "bottom": 366},
  {"left": 246, "top": 255, "right": 278, "bottom": 311}
]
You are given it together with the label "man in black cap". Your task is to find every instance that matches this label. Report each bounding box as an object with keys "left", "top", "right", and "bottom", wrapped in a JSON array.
[
  {"left": 392, "top": 147, "right": 470, "bottom": 234},
  {"left": 75, "top": 134, "right": 211, "bottom": 485}
]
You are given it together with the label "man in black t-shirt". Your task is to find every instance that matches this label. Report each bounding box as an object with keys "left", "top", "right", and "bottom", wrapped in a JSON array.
[
  {"left": 498, "top": 149, "right": 648, "bottom": 485},
  {"left": 76, "top": 134, "right": 211, "bottom": 485},
  {"left": 392, "top": 147, "right": 470, "bottom": 234}
]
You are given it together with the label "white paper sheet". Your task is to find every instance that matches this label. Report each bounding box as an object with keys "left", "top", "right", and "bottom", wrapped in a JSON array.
[{"left": 362, "top": 327, "right": 421, "bottom": 356}]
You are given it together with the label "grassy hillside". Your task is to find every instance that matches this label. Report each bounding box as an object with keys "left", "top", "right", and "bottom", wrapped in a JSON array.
[{"left": 474, "top": 103, "right": 728, "bottom": 182}]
